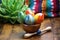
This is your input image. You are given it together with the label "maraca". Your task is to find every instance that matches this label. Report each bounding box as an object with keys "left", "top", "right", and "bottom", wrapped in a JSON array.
[
  {"left": 25, "top": 8, "right": 35, "bottom": 16},
  {"left": 34, "top": 13, "right": 44, "bottom": 24},
  {"left": 25, "top": 14, "right": 35, "bottom": 25},
  {"left": 18, "top": 12, "right": 26, "bottom": 23}
]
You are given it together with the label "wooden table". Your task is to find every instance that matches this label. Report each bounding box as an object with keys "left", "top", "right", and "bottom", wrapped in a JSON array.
[
  {"left": 50, "top": 17, "right": 60, "bottom": 40},
  {"left": 0, "top": 18, "right": 60, "bottom": 40}
]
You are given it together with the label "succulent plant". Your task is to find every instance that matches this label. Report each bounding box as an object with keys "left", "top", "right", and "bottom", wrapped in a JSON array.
[{"left": 0, "top": 0, "right": 28, "bottom": 24}]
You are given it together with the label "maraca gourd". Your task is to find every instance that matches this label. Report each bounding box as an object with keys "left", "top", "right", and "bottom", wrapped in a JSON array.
[
  {"left": 25, "top": 8, "right": 35, "bottom": 16},
  {"left": 34, "top": 13, "right": 44, "bottom": 24},
  {"left": 25, "top": 14, "right": 35, "bottom": 25}
]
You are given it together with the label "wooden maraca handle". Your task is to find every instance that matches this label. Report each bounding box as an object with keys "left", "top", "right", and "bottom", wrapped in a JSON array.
[
  {"left": 24, "top": 27, "right": 51, "bottom": 38},
  {"left": 40, "top": 27, "right": 51, "bottom": 35}
]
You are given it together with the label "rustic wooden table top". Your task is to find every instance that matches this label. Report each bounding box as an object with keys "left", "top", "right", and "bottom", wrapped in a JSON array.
[{"left": 0, "top": 18, "right": 60, "bottom": 40}]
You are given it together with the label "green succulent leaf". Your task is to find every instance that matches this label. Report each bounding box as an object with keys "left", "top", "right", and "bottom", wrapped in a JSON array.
[
  {"left": 0, "top": 7, "right": 6, "bottom": 13},
  {"left": 2, "top": 0, "right": 7, "bottom": 7},
  {"left": 0, "top": 0, "right": 28, "bottom": 24},
  {"left": 21, "top": 5, "right": 28, "bottom": 12}
]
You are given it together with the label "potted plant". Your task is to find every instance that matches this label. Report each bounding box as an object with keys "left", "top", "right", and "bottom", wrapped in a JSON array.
[{"left": 0, "top": 0, "right": 28, "bottom": 24}]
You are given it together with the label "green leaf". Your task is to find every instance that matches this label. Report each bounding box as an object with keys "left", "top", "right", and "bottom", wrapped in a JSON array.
[
  {"left": 16, "top": 0, "right": 24, "bottom": 10},
  {"left": 0, "top": 14, "right": 3, "bottom": 17},
  {"left": 0, "top": 7, "right": 6, "bottom": 13},
  {"left": 10, "top": 19, "right": 16, "bottom": 24},
  {"left": 2, "top": 0, "right": 7, "bottom": 7},
  {"left": 21, "top": 5, "right": 28, "bottom": 12}
]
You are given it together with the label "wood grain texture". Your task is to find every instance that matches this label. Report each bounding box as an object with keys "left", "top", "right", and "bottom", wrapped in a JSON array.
[
  {"left": 50, "top": 17, "right": 60, "bottom": 40},
  {"left": 0, "top": 18, "right": 59, "bottom": 40}
]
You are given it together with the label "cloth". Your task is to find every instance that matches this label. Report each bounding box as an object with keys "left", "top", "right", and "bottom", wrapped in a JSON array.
[{"left": 25, "top": 0, "right": 60, "bottom": 17}]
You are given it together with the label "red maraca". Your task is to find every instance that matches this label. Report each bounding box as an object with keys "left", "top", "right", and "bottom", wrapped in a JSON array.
[{"left": 25, "top": 8, "right": 35, "bottom": 16}]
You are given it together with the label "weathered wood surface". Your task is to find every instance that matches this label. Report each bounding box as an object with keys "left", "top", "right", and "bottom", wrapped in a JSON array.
[
  {"left": 0, "top": 18, "right": 59, "bottom": 40},
  {"left": 50, "top": 17, "right": 60, "bottom": 40}
]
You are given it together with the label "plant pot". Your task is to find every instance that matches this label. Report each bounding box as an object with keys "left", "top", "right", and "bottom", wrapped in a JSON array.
[{"left": 23, "top": 24, "right": 41, "bottom": 33}]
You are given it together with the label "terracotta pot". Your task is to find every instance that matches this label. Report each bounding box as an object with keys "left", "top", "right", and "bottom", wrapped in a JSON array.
[{"left": 23, "top": 24, "right": 41, "bottom": 33}]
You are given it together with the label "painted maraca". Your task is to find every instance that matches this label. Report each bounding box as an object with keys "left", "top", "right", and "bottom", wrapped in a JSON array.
[
  {"left": 34, "top": 13, "right": 44, "bottom": 24},
  {"left": 25, "top": 8, "right": 35, "bottom": 16},
  {"left": 25, "top": 14, "right": 35, "bottom": 25},
  {"left": 18, "top": 12, "right": 26, "bottom": 23}
]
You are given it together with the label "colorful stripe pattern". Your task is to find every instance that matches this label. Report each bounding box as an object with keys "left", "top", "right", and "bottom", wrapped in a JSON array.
[
  {"left": 25, "top": 0, "right": 60, "bottom": 17},
  {"left": 29, "top": 0, "right": 42, "bottom": 13}
]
